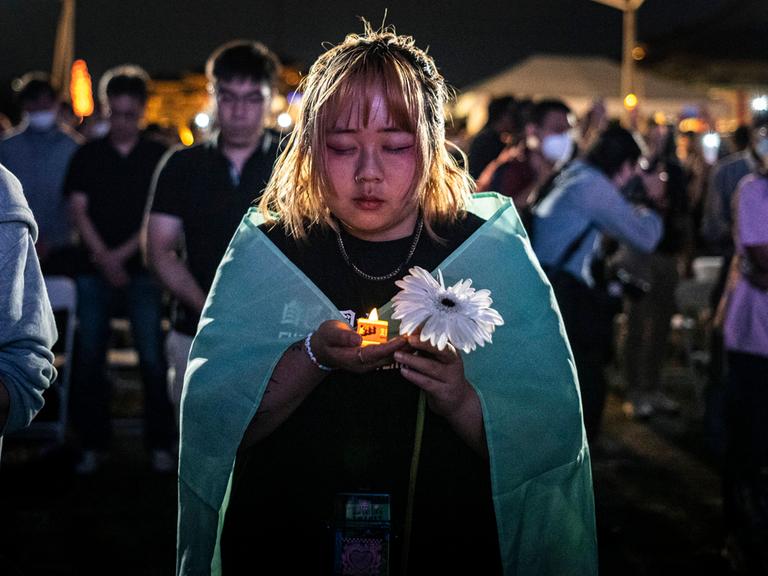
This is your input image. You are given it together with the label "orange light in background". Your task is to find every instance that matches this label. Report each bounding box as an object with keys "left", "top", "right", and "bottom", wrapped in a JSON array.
[
  {"left": 631, "top": 45, "right": 646, "bottom": 61},
  {"left": 178, "top": 125, "right": 194, "bottom": 146},
  {"left": 284, "top": 69, "right": 301, "bottom": 86},
  {"left": 678, "top": 118, "right": 706, "bottom": 133},
  {"left": 653, "top": 112, "right": 667, "bottom": 126},
  {"left": 623, "top": 93, "right": 639, "bottom": 111},
  {"left": 70, "top": 59, "right": 94, "bottom": 117}
]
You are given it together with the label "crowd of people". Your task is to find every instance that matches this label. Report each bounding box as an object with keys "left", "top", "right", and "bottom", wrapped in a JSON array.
[
  {"left": 464, "top": 92, "right": 768, "bottom": 572},
  {"left": 0, "top": 24, "right": 766, "bottom": 576}
]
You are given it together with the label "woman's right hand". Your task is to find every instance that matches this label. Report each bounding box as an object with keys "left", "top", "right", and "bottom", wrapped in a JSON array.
[{"left": 311, "top": 320, "right": 408, "bottom": 373}]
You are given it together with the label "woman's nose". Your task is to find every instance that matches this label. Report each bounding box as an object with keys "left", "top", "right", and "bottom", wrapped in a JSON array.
[{"left": 355, "top": 148, "right": 384, "bottom": 183}]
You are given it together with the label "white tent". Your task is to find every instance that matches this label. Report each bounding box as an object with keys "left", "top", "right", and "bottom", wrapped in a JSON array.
[{"left": 455, "top": 54, "right": 729, "bottom": 133}]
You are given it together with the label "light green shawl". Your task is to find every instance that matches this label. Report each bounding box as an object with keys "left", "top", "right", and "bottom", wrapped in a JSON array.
[{"left": 177, "top": 193, "right": 597, "bottom": 575}]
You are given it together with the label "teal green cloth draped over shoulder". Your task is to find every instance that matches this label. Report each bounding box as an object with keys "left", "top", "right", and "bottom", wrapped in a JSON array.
[{"left": 176, "top": 193, "right": 597, "bottom": 576}]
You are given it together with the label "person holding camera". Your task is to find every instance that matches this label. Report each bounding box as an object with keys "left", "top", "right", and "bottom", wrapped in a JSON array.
[{"left": 532, "top": 124, "right": 665, "bottom": 443}]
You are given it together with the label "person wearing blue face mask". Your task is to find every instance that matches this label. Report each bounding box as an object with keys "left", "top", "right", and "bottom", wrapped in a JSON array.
[{"left": 0, "top": 72, "right": 83, "bottom": 275}]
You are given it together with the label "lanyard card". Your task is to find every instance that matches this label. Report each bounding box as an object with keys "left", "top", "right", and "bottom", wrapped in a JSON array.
[{"left": 332, "top": 492, "right": 391, "bottom": 576}]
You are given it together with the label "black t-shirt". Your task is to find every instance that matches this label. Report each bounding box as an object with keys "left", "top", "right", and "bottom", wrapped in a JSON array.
[
  {"left": 149, "top": 131, "right": 279, "bottom": 335},
  {"left": 467, "top": 127, "right": 505, "bottom": 179},
  {"left": 221, "top": 213, "right": 502, "bottom": 576},
  {"left": 64, "top": 136, "right": 167, "bottom": 273}
]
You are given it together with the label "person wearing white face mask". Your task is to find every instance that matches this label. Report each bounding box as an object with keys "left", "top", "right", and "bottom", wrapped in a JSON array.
[
  {"left": 540, "top": 130, "right": 574, "bottom": 165},
  {"left": 0, "top": 72, "right": 83, "bottom": 274},
  {"left": 476, "top": 99, "right": 574, "bottom": 210}
]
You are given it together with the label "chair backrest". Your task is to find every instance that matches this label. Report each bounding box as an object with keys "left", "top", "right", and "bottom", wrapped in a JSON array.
[
  {"left": 47, "top": 276, "right": 77, "bottom": 443},
  {"left": 30, "top": 276, "right": 77, "bottom": 444},
  {"left": 4, "top": 276, "right": 78, "bottom": 451},
  {"left": 45, "top": 276, "right": 77, "bottom": 314}
]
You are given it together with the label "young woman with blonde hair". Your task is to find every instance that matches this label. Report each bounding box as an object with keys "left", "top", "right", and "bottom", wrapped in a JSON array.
[{"left": 177, "top": 25, "right": 596, "bottom": 576}]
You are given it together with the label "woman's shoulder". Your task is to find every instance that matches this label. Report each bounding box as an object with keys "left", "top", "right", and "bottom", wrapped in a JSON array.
[
  {"left": 432, "top": 211, "right": 486, "bottom": 248},
  {"left": 738, "top": 173, "right": 768, "bottom": 196},
  {"left": 442, "top": 211, "right": 486, "bottom": 234},
  {"left": 258, "top": 221, "right": 294, "bottom": 254},
  {"left": 257, "top": 221, "right": 334, "bottom": 260}
]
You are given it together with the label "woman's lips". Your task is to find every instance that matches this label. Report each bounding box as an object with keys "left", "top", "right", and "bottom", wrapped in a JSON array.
[{"left": 353, "top": 197, "right": 385, "bottom": 210}]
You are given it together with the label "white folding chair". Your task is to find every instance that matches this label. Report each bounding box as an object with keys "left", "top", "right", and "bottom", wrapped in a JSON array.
[{"left": 14, "top": 276, "right": 77, "bottom": 444}]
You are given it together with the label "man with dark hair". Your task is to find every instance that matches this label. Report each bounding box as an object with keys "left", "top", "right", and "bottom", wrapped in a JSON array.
[
  {"left": 145, "top": 40, "right": 281, "bottom": 423},
  {"left": 65, "top": 65, "right": 174, "bottom": 474},
  {"left": 0, "top": 72, "right": 82, "bottom": 274},
  {"left": 467, "top": 95, "right": 518, "bottom": 179},
  {"left": 532, "top": 125, "right": 664, "bottom": 442},
  {"left": 476, "top": 98, "right": 573, "bottom": 209},
  {"left": 732, "top": 124, "right": 751, "bottom": 154},
  {"left": 98, "top": 65, "right": 149, "bottom": 105}
]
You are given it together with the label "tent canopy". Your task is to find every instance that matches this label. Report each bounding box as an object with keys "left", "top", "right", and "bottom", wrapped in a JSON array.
[
  {"left": 455, "top": 53, "right": 722, "bottom": 133},
  {"left": 462, "top": 54, "right": 710, "bottom": 101}
]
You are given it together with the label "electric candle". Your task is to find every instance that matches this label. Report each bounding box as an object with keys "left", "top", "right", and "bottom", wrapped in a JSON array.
[{"left": 356, "top": 308, "right": 389, "bottom": 346}]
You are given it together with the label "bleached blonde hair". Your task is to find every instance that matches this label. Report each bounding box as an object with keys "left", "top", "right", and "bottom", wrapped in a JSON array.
[{"left": 259, "top": 24, "right": 474, "bottom": 239}]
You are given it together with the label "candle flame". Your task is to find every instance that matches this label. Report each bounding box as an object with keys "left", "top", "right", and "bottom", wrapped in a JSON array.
[{"left": 368, "top": 308, "right": 379, "bottom": 321}]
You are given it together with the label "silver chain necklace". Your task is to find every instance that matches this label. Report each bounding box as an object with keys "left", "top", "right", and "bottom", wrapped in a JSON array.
[{"left": 335, "top": 216, "right": 424, "bottom": 282}]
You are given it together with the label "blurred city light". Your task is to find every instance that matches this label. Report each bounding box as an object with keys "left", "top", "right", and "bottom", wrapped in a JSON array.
[
  {"left": 178, "top": 125, "right": 194, "bottom": 146},
  {"left": 277, "top": 112, "right": 293, "bottom": 129},
  {"left": 678, "top": 117, "right": 706, "bottom": 133},
  {"left": 194, "top": 112, "right": 210, "bottom": 129},
  {"left": 631, "top": 45, "right": 646, "bottom": 61},
  {"left": 752, "top": 96, "right": 768, "bottom": 112},
  {"left": 284, "top": 69, "right": 301, "bottom": 87},
  {"left": 70, "top": 59, "right": 94, "bottom": 117},
  {"left": 702, "top": 132, "right": 720, "bottom": 149},
  {"left": 702, "top": 131, "right": 721, "bottom": 164},
  {"left": 623, "top": 93, "right": 638, "bottom": 110}
]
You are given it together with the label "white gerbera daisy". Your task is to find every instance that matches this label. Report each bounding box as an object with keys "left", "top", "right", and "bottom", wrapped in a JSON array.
[{"left": 392, "top": 266, "right": 504, "bottom": 353}]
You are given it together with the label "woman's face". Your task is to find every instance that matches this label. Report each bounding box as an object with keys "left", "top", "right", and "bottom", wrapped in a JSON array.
[{"left": 323, "top": 86, "right": 419, "bottom": 241}]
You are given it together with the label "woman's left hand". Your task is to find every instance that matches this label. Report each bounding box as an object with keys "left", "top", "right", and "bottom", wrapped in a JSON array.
[
  {"left": 395, "top": 334, "right": 488, "bottom": 457},
  {"left": 394, "top": 334, "right": 472, "bottom": 419}
]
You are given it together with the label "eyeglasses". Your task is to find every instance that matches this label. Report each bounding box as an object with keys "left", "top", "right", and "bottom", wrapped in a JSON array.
[{"left": 216, "top": 91, "right": 267, "bottom": 107}]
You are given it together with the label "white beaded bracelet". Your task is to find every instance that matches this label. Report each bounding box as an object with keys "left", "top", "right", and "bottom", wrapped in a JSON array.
[{"left": 304, "top": 331, "right": 333, "bottom": 371}]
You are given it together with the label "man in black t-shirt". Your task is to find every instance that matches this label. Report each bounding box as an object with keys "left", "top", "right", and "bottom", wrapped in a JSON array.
[
  {"left": 66, "top": 66, "right": 174, "bottom": 474},
  {"left": 145, "top": 41, "right": 281, "bottom": 423}
]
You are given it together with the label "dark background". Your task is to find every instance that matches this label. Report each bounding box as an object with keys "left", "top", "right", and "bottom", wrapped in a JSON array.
[{"left": 1, "top": 0, "right": 765, "bottom": 93}]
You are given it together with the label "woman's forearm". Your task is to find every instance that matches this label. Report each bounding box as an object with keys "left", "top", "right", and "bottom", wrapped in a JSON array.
[
  {"left": 239, "top": 340, "right": 329, "bottom": 451},
  {"left": 435, "top": 382, "right": 489, "bottom": 459}
]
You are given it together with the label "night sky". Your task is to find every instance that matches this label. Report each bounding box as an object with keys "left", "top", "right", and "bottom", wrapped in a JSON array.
[{"left": 2, "top": 0, "right": 750, "bottom": 88}]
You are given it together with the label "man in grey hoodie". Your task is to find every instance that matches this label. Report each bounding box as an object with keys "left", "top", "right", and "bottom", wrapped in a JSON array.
[{"left": 0, "top": 163, "right": 57, "bottom": 460}]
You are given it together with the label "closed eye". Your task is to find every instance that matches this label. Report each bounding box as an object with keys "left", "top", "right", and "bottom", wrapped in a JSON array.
[
  {"left": 384, "top": 144, "right": 414, "bottom": 154},
  {"left": 326, "top": 145, "right": 356, "bottom": 155}
]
